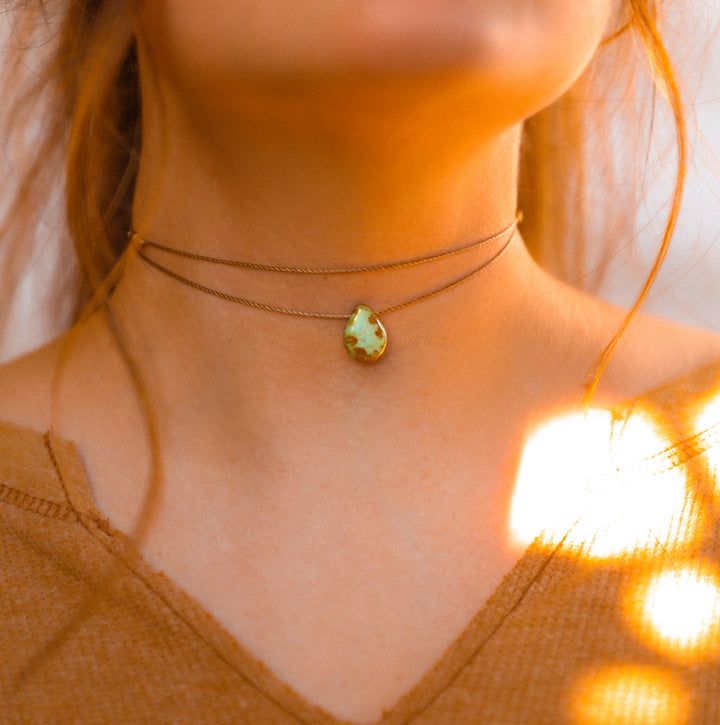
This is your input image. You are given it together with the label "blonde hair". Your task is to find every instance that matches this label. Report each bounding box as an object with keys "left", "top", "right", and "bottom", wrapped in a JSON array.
[{"left": 521, "top": 0, "right": 687, "bottom": 397}]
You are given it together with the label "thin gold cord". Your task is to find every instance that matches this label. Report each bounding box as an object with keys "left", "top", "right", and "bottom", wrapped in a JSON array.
[
  {"left": 135, "top": 230, "right": 518, "bottom": 320},
  {"left": 131, "top": 212, "right": 522, "bottom": 275}
]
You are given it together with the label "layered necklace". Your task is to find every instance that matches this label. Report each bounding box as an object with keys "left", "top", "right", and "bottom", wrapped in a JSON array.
[{"left": 131, "top": 212, "right": 521, "bottom": 363}]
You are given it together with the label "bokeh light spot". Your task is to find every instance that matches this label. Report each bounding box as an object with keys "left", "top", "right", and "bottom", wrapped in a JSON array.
[
  {"left": 572, "top": 665, "right": 689, "bottom": 725},
  {"left": 624, "top": 562, "right": 720, "bottom": 661},
  {"left": 511, "top": 408, "right": 694, "bottom": 559},
  {"left": 695, "top": 391, "right": 720, "bottom": 504}
]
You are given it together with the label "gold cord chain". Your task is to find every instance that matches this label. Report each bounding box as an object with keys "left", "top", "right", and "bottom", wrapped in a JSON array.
[
  {"left": 132, "top": 212, "right": 521, "bottom": 275},
  {"left": 135, "top": 229, "right": 518, "bottom": 320}
]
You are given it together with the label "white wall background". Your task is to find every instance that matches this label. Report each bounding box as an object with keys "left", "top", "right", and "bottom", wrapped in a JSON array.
[{"left": 597, "top": 0, "right": 720, "bottom": 331}]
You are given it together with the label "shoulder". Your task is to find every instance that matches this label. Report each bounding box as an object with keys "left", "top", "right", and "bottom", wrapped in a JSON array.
[
  {"left": 0, "top": 338, "right": 62, "bottom": 436},
  {"left": 606, "top": 312, "right": 720, "bottom": 400},
  {"left": 0, "top": 310, "right": 130, "bottom": 438},
  {"left": 0, "top": 340, "right": 76, "bottom": 506},
  {"left": 544, "top": 277, "right": 720, "bottom": 407},
  {"left": 614, "top": 310, "right": 720, "bottom": 383}
]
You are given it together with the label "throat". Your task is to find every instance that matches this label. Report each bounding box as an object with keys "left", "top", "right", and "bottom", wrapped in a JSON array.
[{"left": 120, "top": 223, "right": 531, "bottom": 398}]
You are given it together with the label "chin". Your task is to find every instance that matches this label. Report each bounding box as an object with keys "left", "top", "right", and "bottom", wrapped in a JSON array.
[
  {"left": 138, "top": 0, "right": 612, "bottom": 131},
  {"left": 342, "top": 1, "right": 519, "bottom": 74}
]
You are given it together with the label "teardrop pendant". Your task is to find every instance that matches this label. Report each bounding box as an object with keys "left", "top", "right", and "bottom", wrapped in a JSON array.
[{"left": 343, "top": 305, "right": 388, "bottom": 362}]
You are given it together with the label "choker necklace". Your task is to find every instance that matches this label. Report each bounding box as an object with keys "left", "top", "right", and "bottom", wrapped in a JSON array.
[{"left": 131, "top": 213, "right": 521, "bottom": 363}]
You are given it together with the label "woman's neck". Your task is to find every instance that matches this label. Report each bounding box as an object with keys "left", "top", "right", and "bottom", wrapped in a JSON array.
[
  {"left": 132, "top": 71, "right": 521, "bottom": 269},
  {"left": 110, "top": 78, "right": 570, "bottom": 482}
]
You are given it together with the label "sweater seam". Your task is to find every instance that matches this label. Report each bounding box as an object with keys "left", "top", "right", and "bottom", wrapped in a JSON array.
[
  {"left": 0, "top": 481, "right": 80, "bottom": 522},
  {"left": 38, "top": 434, "right": 307, "bottom": 723}
]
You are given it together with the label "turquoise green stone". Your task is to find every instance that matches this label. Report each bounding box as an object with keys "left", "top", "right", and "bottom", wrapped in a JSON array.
[{"left": 343, "top": 305, "right": 388, "bottom": 362}]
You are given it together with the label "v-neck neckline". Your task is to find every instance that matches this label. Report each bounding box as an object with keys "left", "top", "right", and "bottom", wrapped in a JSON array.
[
  {"left": 46, "top": 431, "right": 560, "bottom": 725},
  {"left": 36, "top": 357, "right": 720, "bottom": 724}
]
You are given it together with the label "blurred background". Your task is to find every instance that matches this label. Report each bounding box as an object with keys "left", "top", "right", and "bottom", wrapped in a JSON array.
[
  {"left": 0, "top": 0, "right": 719, "bottom": 363},
  {"left": 595, "top": 0, "right": 720, "bottom": 332}
]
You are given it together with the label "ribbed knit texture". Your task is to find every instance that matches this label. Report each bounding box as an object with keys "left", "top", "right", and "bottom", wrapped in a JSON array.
[{"left": 2, "top": 362, "right": 720, "bottom": 724}]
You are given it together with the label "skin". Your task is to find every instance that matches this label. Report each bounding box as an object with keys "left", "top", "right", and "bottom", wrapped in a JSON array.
[{"left": 2, "top": 1, "right": 720, "bottom": 722}]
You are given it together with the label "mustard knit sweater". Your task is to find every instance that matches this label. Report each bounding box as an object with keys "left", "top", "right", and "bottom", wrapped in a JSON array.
[{"left": 2, "top": 362, "right": 720, "bottom": 724}]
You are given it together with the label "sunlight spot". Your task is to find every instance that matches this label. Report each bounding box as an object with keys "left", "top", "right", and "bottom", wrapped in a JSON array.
[
  {"left": 572, "top": 665, "right": 689, "bottom": 725},
  {"left": 695, "top": 391, "right": 720, "bottom": 503},
  {"left": 624, "top": 562, "right": 720, "bottom": 662},
  {"left": 511, "top": 408, "right": 695, "bottom": 559}
]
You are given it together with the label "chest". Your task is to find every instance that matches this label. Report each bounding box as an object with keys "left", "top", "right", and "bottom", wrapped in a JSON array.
[{"left": 136, "top": 489, "right": 527, "bottom": 723}]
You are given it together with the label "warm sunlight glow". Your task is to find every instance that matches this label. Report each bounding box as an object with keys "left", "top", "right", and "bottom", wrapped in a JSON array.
[
  {"left": 572, "top": 666, "right": 689, "bottom": 725},
  {"left": 695, "top": 391, "right": 720, "bottom": 504},
  {"left": 624, "top": 563, "right": 720, "bottom": 662},
  {"left": 511, "top": 409, "right": 695, "bottom": 558}
]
